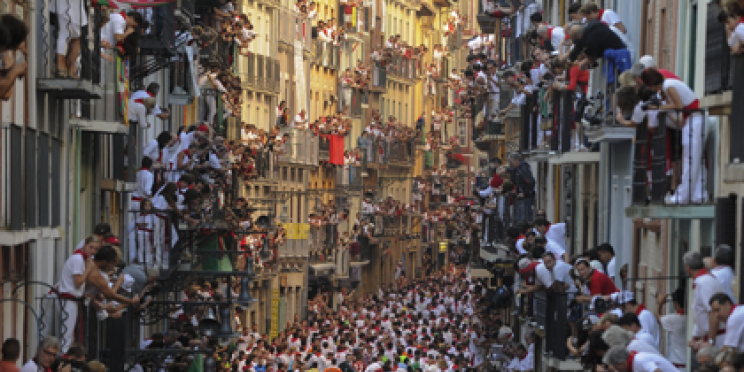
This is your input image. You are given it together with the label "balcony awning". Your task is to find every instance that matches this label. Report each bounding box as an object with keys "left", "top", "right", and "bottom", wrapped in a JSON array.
[
  {"left": 69, "top": 118, "right": 128, "bottom": 134},
  {"left": 416, "top": 2, "right": 435, "bottom": 16}
]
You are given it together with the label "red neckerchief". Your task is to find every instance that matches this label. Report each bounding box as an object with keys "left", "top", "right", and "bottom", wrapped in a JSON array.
[
  {"left": 517, "top": 234, "right": 526, "bottom": 240},
  {"left": 140, "top": 167, "right": 150, "bottom": 172},
  {"left": 146, "top": 90, "right": 156, "bottom": 97},
  {"left": 598, "top": 9, "right": 605, "bottom": 20},
  {"left": 547, "top": 27, "right": 554, "bottom": 40},
  {"left": 627, "top": 351, "right": 638, "bottom": 372},
  {"left": 134, "top": 98, "right": 145, "bottom": 104},
  {"left": 74, "top": 248, "right": 88, "bottom": 260},
  {"left": 729, "top": 304, "right": 739, "bottom": 318},
  {"left": 635, "top": 304, "right": 647, "bottom": 317},
  {"left": 677, "top": 309, "right": 685, "bottom": 315},
  {"left": 120, "top": 11, "right": 127, "bottom": 19}
]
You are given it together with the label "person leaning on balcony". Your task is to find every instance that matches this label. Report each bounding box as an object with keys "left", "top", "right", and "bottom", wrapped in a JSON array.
[
  {"left": 0, "top": 15, "right": 27, "bottom": 100},
  {"left": 128, "top": 97, "right": 156, "bottom": 129},
  {"left": 536, "top": 24, "right": 564, "bottom": 54},
  {"left": 654, "top": 288, "right": 688, "bottom": 372},
  {"left": 580, "top": 2, "right": 627, "bottom": 34},
  {"left": 709, "top": 293, "right": 744, "bottom": 351},
  {"left": 641, "top": 68, "right": 706, "bottom": 205},
  {"left": 573, "top": 258, "right": 619, "bottom": 304},
  {"left": 131, "top": 83, "right": 171, "bottom": 121},
  {"left": 684, "top": 251, "right": 726, "bottom": 352}
]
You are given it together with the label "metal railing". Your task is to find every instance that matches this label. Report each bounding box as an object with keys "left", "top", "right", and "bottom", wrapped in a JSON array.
[
  {"left": 39, "top": 2, "right": 104, "bottom": 90},
  {"left": 387, "top": 139, "right": 415, "bottom": 165},
  {"left": 350, "top": 89, "right": 365, "bottom": 116},
  {"left": 278, "top": 128, "right": 319, "bottom": 166},
  {"left": 372, "top": 62, "right": 388, "bottom": 88},
  {"left": 313, "top": 40, "right": 341, "bottom": 69},
  {"left": 549, "top": 90, "right": 574, "bottom": 154},
  {"left": 630, "top": 108, "right": 709, "bottom": 205},
  {"left": 241, "top": 53, "right": 256, "bottom": 88},
  {"left": 131, "top": 4, "right": 177, "bottom": 52}
]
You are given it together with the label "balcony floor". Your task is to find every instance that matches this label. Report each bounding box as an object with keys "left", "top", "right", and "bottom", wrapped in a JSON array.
[
  {"left": 625, "top": 204, "right": 715, "bottom": 219},
  {"left": 38, "top": 78, "right": 102, "bottom": 99},
  {"left": 586, "top": 125, "right": 635, "bottom": 143},
  {"left": 548, "top": 151, "right": 600, "bottom": 165}
]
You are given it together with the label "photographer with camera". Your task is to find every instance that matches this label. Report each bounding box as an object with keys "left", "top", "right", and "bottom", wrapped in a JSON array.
[{"left": 536, "top": 24, "right": 564, "bottom": 54}]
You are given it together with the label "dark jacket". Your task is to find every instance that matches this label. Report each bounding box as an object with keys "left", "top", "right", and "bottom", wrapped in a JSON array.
[
  {"left": 568, "top": 20, "right": 626, "bottom": 61},
  {"left": 512, "top": 161, "right": 536, "bottom": 196}
]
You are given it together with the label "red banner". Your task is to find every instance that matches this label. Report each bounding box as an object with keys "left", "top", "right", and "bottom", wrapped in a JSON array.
[{"left": 328, "top": 134, "right": 345, "bottom": 165}]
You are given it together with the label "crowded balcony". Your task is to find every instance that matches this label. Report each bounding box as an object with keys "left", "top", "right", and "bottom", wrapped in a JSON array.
[
  {"left": 37, "top": 4, "right": 108, "bottom": 99},
  {"left": 387, "top": 54, "right": 418, "bottom": 81},
  {"left": 278, "top": 9, "right": 313, "bottom": 49},
  {"left": 370, "top": 62, "right": 388, "bottom": 91}
]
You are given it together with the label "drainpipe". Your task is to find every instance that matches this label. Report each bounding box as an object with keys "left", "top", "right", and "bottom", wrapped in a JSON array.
[{"left": 74, "top": 127, "right": 82, "bottom": 245}]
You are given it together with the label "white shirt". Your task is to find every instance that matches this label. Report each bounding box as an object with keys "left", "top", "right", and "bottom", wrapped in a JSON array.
[
  {"left": 723, "top": 305, "right": 744, "bottom": 351},
  {"left": 20, "top": 359, "right": 42, "bottom": 372},
  {"left": 600, "top": 9, "right": 623, "bottom": 29},
  {"left": 58, "top": 253, "right": 87, "bottom": 297},
  {"left": 131, "top": 90, "right": 162, "bottom": 115},
  {"left": 711, "top": 265, "right": 735, "bottom": 301},
  {"left": 516, "top": 238, "right": 527, "bottom": 255},
  {"left": 539, "top": 223, "right": 567, "bottom": 255},
  {"left": 660, "top": 313, "right": 687, "bottom": 365},
  {"left": 606, "top": 257, "right": 617, "bottom": 279},
  {"left": 637, "top": 308, "right": 660, "bottom": 348},
  {"left": 143, "top": 139, "right": 161, "bottom": 162},
  {"left": 728, "top": 23, "right": 744, "bottom": 48},
  {"left": 535, "top": 261, "right": 575, "bottom": 291},
  {"left": 692, "top": 273, "right": 724, "bottom": 337},
  {"left": 548, "top": 27, "right": 565, "bottom": 52},
  {"left": 293, "top": 114, "right": 307, "bottom": 128},
  {"left": 627, "top": 337, "right": 660, "bottom": 354},
  {"left": 135, "top": 169, "right": 154, "bottom": 199},
  {"left": 662, "top": 79, "right": 698, "bottom": 107},
  {"left": 629, "top": 351, "right": 678, "bottom": 372},
  {"left": 544, "top": 241, "right": 566, "bottom": 261},
  {"left": 209, "top": 153, "right": 222, "bottom": 170},
  {"left": 128, "top": 100, "right": 150, "bottom": 128}
]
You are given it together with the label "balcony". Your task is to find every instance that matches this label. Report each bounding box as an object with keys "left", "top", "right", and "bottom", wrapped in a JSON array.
[
  {"left": 313, "top": 40, "right": 341, "bottom": 70},
  {"left": 345, "top": 6, "right": 371, "bottom": 34},
  {"left": 241, "top": 53, "right": 256, "bottom": 89},
  {"left": 386, "top": 55, "right": 417, "bottom": 81},
  {"left": 371, "top": 62, "right": 388, "bottom": 90},
  {"left": 387, "top": 139, "right": 415, "bottom": 167},
  {"left": 132, "top": 6, "right": 178, "bottom": 56},
  {"left": 625, "top": 109, "right": 715, "bottom": 220},
  {"left": 278, "top": 128, "right": 319, "bottom": 167},
  {"left": 69, "top": 57, "right": 126, "bottom": 133},
  {"left": 335, "top": 164, "right": 364, "bottom": 190},
  {"left": 546, "top": 91, "right": 600, "bottom": 165},
  {"left": 37, "top": 6, "right": 107, "bottom": 98},
  {"left": 476, "top": 0, "right": 496, "bottom": 34},
  {"left": 583, "top": 63, "right": 637, "bottom": 143},
  {"left": 349, "top": 89, "right": 367, "bottom": 117}
]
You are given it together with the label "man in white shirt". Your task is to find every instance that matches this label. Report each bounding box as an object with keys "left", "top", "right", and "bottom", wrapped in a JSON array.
[
  {"left": 710, "top": 292, "right": 744, "bottom": 351},
  {"left": 130, "top": 82, "right": 171, "bottom": 121},
  {"left": 604, "top": 346, "right": 678, "bottom": 372},
  {"left": 536, "top": 25, "right": 564, "bottom": 52},
  {"left": 534, "top": 219, "right": 567, "bottom": 258},
  {"left": 597, "top": 243, "right": 617, "bottom": 280},
  {"left": 616, "top": 291, "right": 660, "bottom": 348},
  {"left": 131, "top": 156, "right": 154, "bottom": 212},
  {"left": 710, "top": 245, "right": 736, "bottom": 301},
  {"left": 616, "top": 313, "right": 659, "bottom": 351},
  {"left": 535, "top": 237, "right": 567, "bottom": 262},
  {"left": 685, "top": 251, "right": 725, "bottom": 351},
  {"left": 128, "top": 97, "right": 156, "bottom": 128},
  {"left": 534, "top": 252, "right": 576, "bottom": 293},
  {"left": 602, "top": 325, "right": 659, "bottom": 355},
  {"left": 49, "top": 237, "right": 101, "bottom": 352},
  {"left": 293, "top": 109, "right": 308, "bottom": 129},
  {"left": 658, "top": 289, "right": 687, "bottom": 371},
  {"left": 19, "top": 337, "right": 60, "bottom": 372}
]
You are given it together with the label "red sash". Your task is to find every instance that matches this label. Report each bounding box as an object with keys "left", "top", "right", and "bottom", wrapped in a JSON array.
[{"left": 627, "top": 351, "right": 638, "bottom": 372}]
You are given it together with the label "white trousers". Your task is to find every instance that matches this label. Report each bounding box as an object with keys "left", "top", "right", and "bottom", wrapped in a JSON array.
[
  {"left": 673, "top": 114, "right": 706, "bottom": 203},
  {"left": 42, "top": 293, "right": 79, "bottom": 353},
  {"left": 56, "top": 14, "right": 83, "bottom": 55}
]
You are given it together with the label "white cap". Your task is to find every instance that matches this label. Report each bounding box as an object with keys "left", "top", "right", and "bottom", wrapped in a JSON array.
[
  {"left": 612, "top": 290, "right": 635, "bottom": 304},
  {"left": 121, "top": 273, "right": 136, "bottom": 293},
  {"left": 639, "top": 55, "right": 656, "bottom": 69}
]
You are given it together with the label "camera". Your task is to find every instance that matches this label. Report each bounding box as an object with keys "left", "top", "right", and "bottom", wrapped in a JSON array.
[
  {"left": 640, "top": 96, "right": 661, "bottom": 111},
  {"left": 581, "top": 90, "right": 606, "bottom": 129}
]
